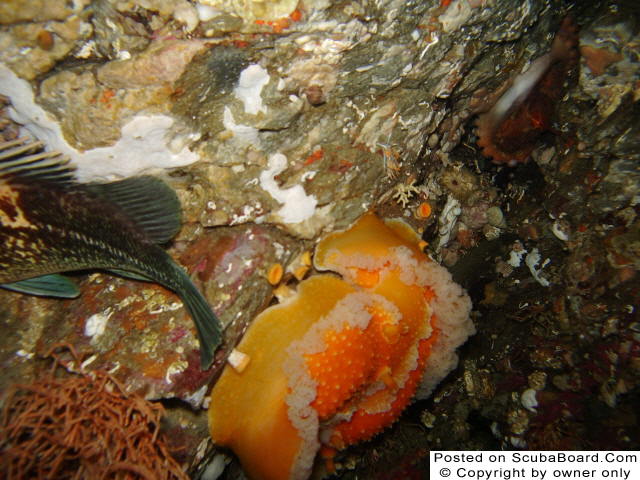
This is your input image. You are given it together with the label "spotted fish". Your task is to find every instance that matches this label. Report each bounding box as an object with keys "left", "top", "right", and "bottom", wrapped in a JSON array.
[{"left": 0, "top": 138, "right": 222, "bottom": 369}]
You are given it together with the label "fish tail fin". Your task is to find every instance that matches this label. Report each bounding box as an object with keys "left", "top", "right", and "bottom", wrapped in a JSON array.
[{"left": 175, "top": 270, "right": 223, "bottom": 369}]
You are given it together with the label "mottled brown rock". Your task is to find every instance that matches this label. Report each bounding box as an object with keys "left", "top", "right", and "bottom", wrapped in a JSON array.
[
  {"left": 38, "top": 69, "right": 172, "bottom": 149},
  {"left": 0, "top": 15, "right": 87, "bottom": 80},
  {"left": 97, "top": 40, "right": 207, "bottom": 89},
  {"left": 0, "top": 0, "right": 82, "bottom": 24}
]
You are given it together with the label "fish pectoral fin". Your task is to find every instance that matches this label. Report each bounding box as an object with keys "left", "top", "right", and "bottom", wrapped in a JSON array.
[
  {"left": 0, "top": 138, "right": 76, "bottom": 185},
  {"left": 85, "top": 176, "right": 181, "bottom": 244},
  {"left": 1, "top": 274, "right": 80, "bottom": 298},
  {"left": 108, "top": 269, "right": 154, "bottom": 282}
]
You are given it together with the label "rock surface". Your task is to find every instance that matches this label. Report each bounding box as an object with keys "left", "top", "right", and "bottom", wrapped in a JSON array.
[{"left": 1, "top": 0, "right": 639, "bottom": 477}]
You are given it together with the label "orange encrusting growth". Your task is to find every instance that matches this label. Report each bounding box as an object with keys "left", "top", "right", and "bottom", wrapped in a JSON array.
[{"left": 208, "top": 213, "right": 473, "bottom": 480}]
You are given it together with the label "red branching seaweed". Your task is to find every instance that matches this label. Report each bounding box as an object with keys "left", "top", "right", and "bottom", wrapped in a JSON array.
[
  {"left": 475, "top": 16, "right": 579, "bottom": 165},
  {"left": 0, "top": 344, "right": 189, "bottom": 480}
]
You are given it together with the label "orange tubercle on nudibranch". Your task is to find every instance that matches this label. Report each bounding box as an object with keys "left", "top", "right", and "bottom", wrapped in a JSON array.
[{"left": 208, "top": 212, "right": 474, "bottom": 480}]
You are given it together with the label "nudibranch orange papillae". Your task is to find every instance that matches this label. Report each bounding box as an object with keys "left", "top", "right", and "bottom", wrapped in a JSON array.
[
  {"left": 476, "top": 16, "right": 579, "bottom": 165},
  {"left": 208, "top": 213, "right": 474, "bottom": 480}
]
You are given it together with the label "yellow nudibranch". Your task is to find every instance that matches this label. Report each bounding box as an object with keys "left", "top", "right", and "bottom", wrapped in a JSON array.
[{"left": 208, "top": 213, "right": 474, "bottom": 480}]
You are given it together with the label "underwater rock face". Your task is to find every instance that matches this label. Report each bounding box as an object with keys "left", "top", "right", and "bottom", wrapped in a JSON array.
[
  {"left": 0, "top": 0, "right": 563, "bottom": 236},
  {"left": 0, "top": 224, "right": 296, "bottom": 407},
  {"left": 575, "top": 4, "right": 640, "bottom": 215},
  {"left": 198, "top": 0, "right": 299, "bottom": 22},
  {"left": 0, "top": 13, "right": 87, "bottom": 81},
  {"left": 34, "top": 39, "right": 207, "bottom": 150},
  {"left": 1, "top": 0, "right": 639, "bottom": 476},
  {"left": 0, "top": 0, "right": 81, "bottom": 24}
]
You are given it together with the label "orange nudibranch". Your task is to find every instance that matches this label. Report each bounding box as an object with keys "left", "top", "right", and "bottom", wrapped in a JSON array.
[{"left": 208, "top": 213, "right": 474, "bottom": 480}]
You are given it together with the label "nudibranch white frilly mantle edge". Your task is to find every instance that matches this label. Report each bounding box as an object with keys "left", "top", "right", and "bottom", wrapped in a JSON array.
[{"left": 208, "top": 213, "right": 474, "bottom": 480}]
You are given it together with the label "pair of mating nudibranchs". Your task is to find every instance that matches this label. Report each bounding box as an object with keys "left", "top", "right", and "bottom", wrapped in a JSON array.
[{"left": 209, "top": 213, "right": 474, "bottom": 480}]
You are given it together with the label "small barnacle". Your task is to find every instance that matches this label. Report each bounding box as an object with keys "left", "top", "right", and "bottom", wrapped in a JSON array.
[
  {"left": 528, "top": 371, "right": 547, "bottom": 390},
  {"left": 36, "top": 30, "right": 54, "bottom": 51},
  {"left": 487, "top": 206, "right": 506, "bottom": 228},
  {"left": 421, "top": 410, "right": 436, "bottom": 428},
  {"left": 286, "top": 250, "right": 312, "bottom": 281},
  {"left": 415, "top": 202, "right": 433, "bottom": 219},
  {"left": 551, "top": 219, "right": 570, "bottom": 241},
  {"left": 267, "top": 263, "right": 284, "bottom": 285},
  {"left": 483, "top": 224, "right": 502, "bottom": 241},
  {"left": 521, "top": 388, "right": 539, "bottom": 412},
  {"left": 507, "top": 408, "right": 530, "bottom": 436},
  {"left": 441, "top": 165, "right": 479, "bottom": 201},
  {"left": 305, "top": 85, "right": 325, "bottom": 106}
]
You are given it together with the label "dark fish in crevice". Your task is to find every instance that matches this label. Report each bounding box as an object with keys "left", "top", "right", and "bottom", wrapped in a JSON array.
[
  {"left": 475, "top": 16, "right": 579, "bottom": 165},
  {"left": 0, "top": 138, "right": 222, "bottom": 369}
]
